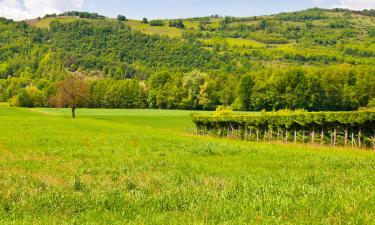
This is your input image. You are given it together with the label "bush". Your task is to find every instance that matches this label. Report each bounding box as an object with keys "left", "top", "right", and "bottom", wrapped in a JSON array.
[
  {"left": 169, "top": 20, "right": 185, "bottom": 29},
  {"left": 117, "top": 15, "right": 127, "bottom": 21},
  {"left": 149, "top": 20, "right": 165, "bottom": 26},
  {"left": 9, "top": 86, "right": 44, "bottom": 107}
]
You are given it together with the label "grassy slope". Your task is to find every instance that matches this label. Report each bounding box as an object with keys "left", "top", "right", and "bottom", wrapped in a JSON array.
[{"left": 1, "top": 106, "right": 375, "bottom": 224}]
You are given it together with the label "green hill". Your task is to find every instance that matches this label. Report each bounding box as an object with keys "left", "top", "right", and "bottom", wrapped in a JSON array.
[{"left": 0, "top": 8, "right": 374, "bottom": 111}]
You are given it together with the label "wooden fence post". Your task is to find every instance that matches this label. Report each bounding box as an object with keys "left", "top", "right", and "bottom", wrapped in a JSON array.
[
  {"left": 277, "top": 130, "right": 280, "bottom": 141},
  {"left": 303, "top": 130, "right": 305, "bottom": 143},
  {"left": 351, "top": 132, "right": 354, "bottom": 147},
  {"left": 344, "top": 126, "right": 348, "bottom": 146},
  {"left": 333, "top": 127, "right": 337, "bottom": 146},
  {"left": 311, "top": 127, "right": 315, "bottom": 144},
  {"left": 245, "top": 127, "right": 248, "bottom": 141},
  {"left": 358, "top": 128, "right": 362, "bottom": 148},
  {"left": 285, "top": 129, "right": 288, "bottom": 142}
]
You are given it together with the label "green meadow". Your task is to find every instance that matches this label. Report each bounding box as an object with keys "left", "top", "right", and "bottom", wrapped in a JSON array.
[{"left": 1, "top": 106, "right": 375, "bottom": 224}]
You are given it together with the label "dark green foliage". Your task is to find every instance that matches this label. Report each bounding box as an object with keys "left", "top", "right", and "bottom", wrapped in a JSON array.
[
  {"left": 233, "top": 75, "right": 254, "bottom": 111},
  {"left": 276, "top": 8, "right": 327, "bottom": 21},
  {"left": 169, "top": 19, "right": 185, "bottom": 29},
  {"left": 149, "top": 20, "right": 165, "bottom": 26},
  {"left": 117, "top": 15, "right": 127, "bottom": 21},
  {"left": 142, "top": 18, "right": 148, "bottom": 24},
  {"left": 0, "top": 9, "right": 374, "bottom": 111},
  {"left": 54, "top": 11, "right": 105, "bottom": 19},
  {"left": 192, "top": 110, "right": 375, "bottom": 148}
]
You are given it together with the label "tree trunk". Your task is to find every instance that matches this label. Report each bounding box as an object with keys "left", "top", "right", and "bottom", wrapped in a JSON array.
[
  {"left": 72, "top": 107, "right": 76, "bottom": 118},
  {"left": 256, "top": 130, "right": 259, "bottom": 142},
  {"left": 321, "top": 128, "right": 324, "bottom": 145},
  {"left": 294, "top": 130, "right": 297, "bottom": 143}
]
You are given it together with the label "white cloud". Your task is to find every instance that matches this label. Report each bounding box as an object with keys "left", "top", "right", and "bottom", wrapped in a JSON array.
[
  {"left": 332, "top": 0, "right": 375, "bottom": 10},
  {"left": 0, "top": 0, "right": 85, "bottom": 20}
]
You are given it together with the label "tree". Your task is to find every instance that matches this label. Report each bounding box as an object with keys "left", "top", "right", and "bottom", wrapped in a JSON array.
[
  {"left": 169, "top": 20, "right": 185, "bottom": 29},
  {"left": 117, "top": 15, "right": 127, "bottom": 21},
  {"left": 182, "top": 70, "right": 209, "bottom": 109},
  {"left": 142, "top": 18, "right": 148, "bottom": 24},
  {"left": 0, "top": 63, "right": 10, "bottom": 79},
  {"left": 56, "top": 74, "right": 90, "bottom": 118},
  {"left": 233, "top": 75, "right": 254, "bottom": 111},
  {"left": 149, "top": 20, "right": 165, "bottom": 26}
]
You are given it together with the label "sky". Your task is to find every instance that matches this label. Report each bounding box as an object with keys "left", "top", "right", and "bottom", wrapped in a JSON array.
[{"left": 0, "top": 0, "right": 374, "bottom": 21}]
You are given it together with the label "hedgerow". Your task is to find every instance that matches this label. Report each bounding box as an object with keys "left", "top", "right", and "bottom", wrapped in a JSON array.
[{"left": 192, "top": 110, "right": 375, "bottom": 149}]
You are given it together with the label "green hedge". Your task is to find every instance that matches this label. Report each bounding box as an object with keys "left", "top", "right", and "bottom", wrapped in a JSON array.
[{"left": 192, "top": 111, "right": 375, "bottom": 149}]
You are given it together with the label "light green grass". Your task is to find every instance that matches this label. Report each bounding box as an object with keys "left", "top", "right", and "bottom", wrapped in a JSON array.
[
  {"left": 201, "top": 37, "right": 266, "bottom": 49},
  {"left": 34, "top": 17, "right": 80, "bottom": 28},
  {"left": 124, "top": 20, "right": 183, "bottom": 38},
  {"left": 1, "top": 107, "right": 375, "bottom": 224},
  {"left": 0, "top": 102, "right": 9, "bottom": 107}
]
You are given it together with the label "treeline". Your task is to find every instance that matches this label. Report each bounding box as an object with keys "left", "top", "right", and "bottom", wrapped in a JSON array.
[
  {"left": 43, "top": 11, "right": 106, "bottom": 19},
  {"left": 0, "top": 11, "right": 374, "bottom": 111},
  {"left": 2, "top": 66, "right": 374, "bottom": 111}
]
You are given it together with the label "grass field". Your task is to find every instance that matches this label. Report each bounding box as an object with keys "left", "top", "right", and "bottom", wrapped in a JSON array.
[{"left": 1, "top": 106, "right": 375, "bottom": 224}]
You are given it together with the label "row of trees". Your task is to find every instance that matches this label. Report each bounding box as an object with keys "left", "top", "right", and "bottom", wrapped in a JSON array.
[{"left": 2, "top": 65, "right": 374, "bottom": 111}]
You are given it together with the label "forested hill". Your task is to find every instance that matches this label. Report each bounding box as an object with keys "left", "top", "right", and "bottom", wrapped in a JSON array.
[{"left": 0, "top": 8, "right": 374, "bottom": 111}]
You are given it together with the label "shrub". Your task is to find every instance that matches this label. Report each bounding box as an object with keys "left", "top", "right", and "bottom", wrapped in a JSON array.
[{"left": 149, "top": 20, "right": 165, "bottom": 26}]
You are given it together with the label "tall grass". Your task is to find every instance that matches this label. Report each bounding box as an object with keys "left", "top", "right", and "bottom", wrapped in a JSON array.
[{"left": 0, "top": 107, "right": 375, "bottom": 224}]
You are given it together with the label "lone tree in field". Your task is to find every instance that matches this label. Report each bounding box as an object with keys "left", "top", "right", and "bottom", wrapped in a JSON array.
[
  {"left": 57, "top": 74, "right": 90, "bottom": 118},
  {"left": 117, "top": 15, "right": 127, "bottom": 21}
]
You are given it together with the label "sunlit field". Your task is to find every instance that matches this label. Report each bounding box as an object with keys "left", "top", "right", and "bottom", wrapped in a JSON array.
[{"left": 1, "top": 105, "right": 375, "bottom": 224}]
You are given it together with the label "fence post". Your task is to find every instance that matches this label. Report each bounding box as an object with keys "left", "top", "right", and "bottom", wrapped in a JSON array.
[
  {"left": 303, "top": 130, "right": 305, "bottom": 143},
  {"left": 311, "top": 127, "right": 315, "bottom": 144},
  {"left": 285, "top": 129, "right": 288, "bottom": 142},
  {"left": 358, "top": 128, "right": 362, "bottom": 148},
  {"left": 344, "top": 126, "right": 348, "bottom": 146},
  {"left": 351, "top": 132, "right": 354, "bottom": 147},
  {"left": 245, "top": 126, "right": 248, "bottom": 141},
  {"left": 333, "top": 127, "right": 337, "bottom": 146}
]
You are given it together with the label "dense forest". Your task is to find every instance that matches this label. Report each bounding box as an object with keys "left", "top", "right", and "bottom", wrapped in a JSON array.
[{"left": 0, "top": 8, "right": 374, "bottom": 111}]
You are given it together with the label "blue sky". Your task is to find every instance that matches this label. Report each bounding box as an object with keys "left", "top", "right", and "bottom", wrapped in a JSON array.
[
  {"left": 84, "top": 0, "right": 332, "bottom": 19},
  {"left": 0, "top": 0, "right": 374, "bottom": 20}
]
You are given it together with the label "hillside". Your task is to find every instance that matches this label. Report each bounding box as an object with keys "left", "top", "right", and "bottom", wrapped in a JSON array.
[{"left": 0, "top": 8, "right": 374, "bottom": 111}]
